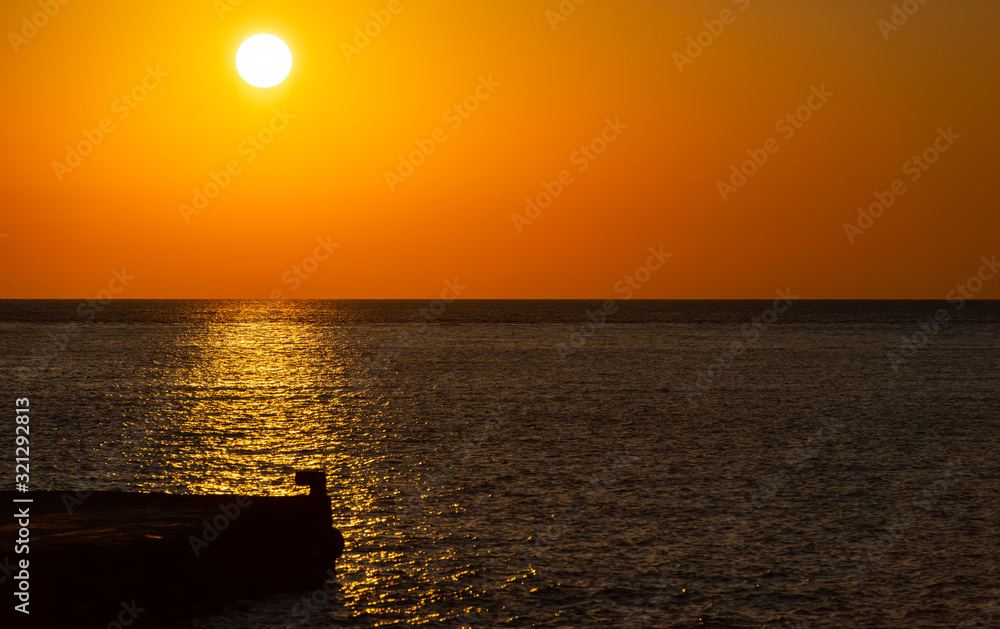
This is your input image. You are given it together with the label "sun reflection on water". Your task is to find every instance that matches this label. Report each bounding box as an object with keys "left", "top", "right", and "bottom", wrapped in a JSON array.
[
  {"left": 135, "top": 302, "right": 441, "bottom": 619},
  {"left": 137, "top": 301, "right": 358, "bottom": 496}
]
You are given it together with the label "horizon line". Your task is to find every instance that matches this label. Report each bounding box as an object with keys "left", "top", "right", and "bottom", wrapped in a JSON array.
[{"left": 2, "top": 298, "right": 998, "bottom": 302}]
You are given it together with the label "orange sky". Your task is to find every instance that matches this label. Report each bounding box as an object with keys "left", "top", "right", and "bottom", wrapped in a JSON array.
[{"left": 1, "top": 0, "right": 998, "bottom": 298}]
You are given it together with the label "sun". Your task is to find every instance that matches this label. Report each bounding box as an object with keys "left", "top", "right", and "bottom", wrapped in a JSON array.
[{"left": 236, "top": 34, "right": 292, "bottom": 88}]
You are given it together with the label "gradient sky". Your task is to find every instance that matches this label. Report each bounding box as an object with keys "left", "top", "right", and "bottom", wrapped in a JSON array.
[{"left": 1, "top": 0, "right": 998, "bottom": 298}]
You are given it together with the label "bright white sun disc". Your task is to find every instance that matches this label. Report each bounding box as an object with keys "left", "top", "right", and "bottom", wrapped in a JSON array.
[{"left": 236, "top": 34, "right": 292, "bottom": 88}]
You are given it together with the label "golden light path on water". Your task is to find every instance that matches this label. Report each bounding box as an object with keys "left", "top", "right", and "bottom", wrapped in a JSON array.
[{"left": 121, "top": 301, "right": 406, "bottom": 619}]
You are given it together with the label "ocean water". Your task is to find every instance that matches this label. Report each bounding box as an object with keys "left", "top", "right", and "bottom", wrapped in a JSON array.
[{"left": 1, "top": 299, "right": 999, "bottom": 628}]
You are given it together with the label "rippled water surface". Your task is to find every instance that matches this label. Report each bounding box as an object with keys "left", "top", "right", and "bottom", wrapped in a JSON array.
[{"left": 1, "top": 300, "right": 999, "bottom": 628}]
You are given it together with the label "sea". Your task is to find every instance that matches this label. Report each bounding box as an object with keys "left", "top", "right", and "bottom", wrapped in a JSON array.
[{"left": 1, "top": 299, "right": 998, "bottom": 629}]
